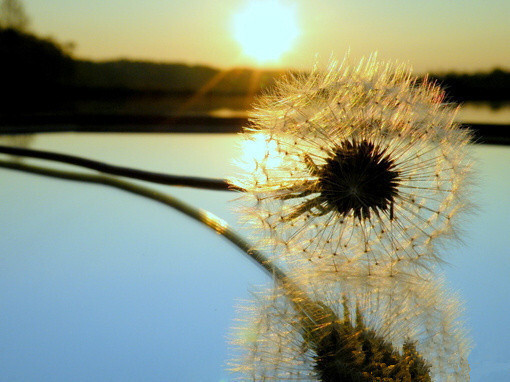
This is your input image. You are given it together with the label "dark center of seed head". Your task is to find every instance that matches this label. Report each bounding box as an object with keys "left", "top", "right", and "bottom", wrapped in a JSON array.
[{"left": 317, "top": 139, "right": 400, "bottom": 220}]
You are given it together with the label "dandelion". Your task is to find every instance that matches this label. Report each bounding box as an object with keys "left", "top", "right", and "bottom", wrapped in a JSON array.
[
  {"left": 231, "top": 273, "right": 470, "bottom": 381},
  {"left": 231, "top": 56, "right": 472, "bottom": 274}
]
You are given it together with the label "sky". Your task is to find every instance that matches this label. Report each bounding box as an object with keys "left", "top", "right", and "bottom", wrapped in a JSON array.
[{"left": 20, "top": 0, "right": 510, "bottom": 73}]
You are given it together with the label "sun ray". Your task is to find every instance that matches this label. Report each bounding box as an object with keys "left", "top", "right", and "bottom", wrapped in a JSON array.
[{"left": 171, "top": 68, "right": 233, "bottom": 119}]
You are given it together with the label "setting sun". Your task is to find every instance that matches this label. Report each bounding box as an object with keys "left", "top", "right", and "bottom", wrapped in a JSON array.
[{"left": 232, "top": 0, "right": 299, "bottom": 64}]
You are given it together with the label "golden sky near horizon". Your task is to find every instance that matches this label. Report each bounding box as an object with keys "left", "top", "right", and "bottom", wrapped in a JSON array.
[{"left": 23, "top": 0, "right": 510, "bottom": 73}]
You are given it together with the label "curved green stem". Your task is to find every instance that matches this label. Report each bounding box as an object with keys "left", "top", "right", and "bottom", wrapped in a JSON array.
[
  {"left": 0, "top": 160, "right": 280, "bottom": 280},
  {"left": 0, "top": 159, "right": 325, "bottom": 329}
]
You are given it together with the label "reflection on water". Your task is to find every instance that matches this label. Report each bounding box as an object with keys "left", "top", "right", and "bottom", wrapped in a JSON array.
[
  {"left": 0, "top": 135, "right": 35, "bottom": 163},
  {"left": 208, "top": 101, "right": 510, "bottom": 125},
  {"left": 207, "top": 101, "right": 510, "bottom": 124},
  {"left": 209, "top": 107, "right": 249, "bottom": 119},
  {"left": 457, "top": 102, "right": 510, "bottom": 124},
  {"left": 0, "top": 133, "right": 509, "bottom": 381},
  {"left": 29, "top": 94, "right": 509, "bottom": 124},
  {"left": 54, "top": 94, "right": 256, "bottom": 118},
  {"left": 0, "top": 134, "right": 34, "bottom": 148}
]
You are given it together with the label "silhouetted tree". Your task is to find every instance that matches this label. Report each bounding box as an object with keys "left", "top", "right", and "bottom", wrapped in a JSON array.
[
  {"left": 0, "top": 0, "right": 29, "bottom": 31},
  {"left": 0, "top": 28, "right": 74, "bottom": 110}
]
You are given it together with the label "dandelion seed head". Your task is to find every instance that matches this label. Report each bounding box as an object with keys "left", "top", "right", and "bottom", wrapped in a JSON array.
[
  {"left": 231, "top": 56, "right": 473, "bottom": 273},
  {"left": 315, "top": 138, "right": 400, "bottom": 220},
  {"left": 230, "top": 274, "right": 470, "bottom": 381}
]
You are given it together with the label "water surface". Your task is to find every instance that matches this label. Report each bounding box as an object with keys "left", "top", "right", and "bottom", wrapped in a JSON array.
[{"left": 0, "top": 133, "right": 509, "bottom": 381}]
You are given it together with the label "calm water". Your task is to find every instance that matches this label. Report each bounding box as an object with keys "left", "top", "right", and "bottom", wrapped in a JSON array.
[
  {"left": 59, "top": 94, "right": 510, "bottom": 125},
  {"left": 212, "top": 102, "right": 510, "bottom": 124},
  {"left": 457, "top": 102, "right": 510, "bottom": 124},
  {"left": 0, "top": 133, "right": 509, "bottom": 381}
]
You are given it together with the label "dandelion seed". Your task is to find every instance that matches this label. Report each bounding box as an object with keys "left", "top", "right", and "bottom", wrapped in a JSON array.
[
  {"left": 230, "top": 273, "right": 470, "bottom": 381},
  {"left": 231, "top": 56, "right": 472, "bottom": 273}
]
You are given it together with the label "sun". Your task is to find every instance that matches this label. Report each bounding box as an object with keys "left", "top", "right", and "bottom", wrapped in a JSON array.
[{"left": 232, "top": 0, "right": 299, "bottom": 64}]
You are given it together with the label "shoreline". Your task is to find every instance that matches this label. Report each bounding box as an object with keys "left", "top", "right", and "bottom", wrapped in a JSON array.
[{"left": 1, "top": 115, "right": 509, "bottom": 145}]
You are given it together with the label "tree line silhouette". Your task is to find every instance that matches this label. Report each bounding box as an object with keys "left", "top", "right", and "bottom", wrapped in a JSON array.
[
  {"left": 1, "top": 24, "right": 509, "bottom": 114},
  {"left": 431, "top": 70, "right": 510, "bottom": 104}
]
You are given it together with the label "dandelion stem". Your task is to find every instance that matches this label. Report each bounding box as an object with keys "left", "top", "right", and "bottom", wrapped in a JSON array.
[
  {"left": 0, "top": 159, "right": 326, "bottom": 326},
  {"left": 0, "top": 145, "right": 243, "bottom": 191},
  {"left": 0, "top": 159, "right": 435, "bottom": 380},
  {"left": 0, "top": 160, "right": 278, "bottom": 277}
]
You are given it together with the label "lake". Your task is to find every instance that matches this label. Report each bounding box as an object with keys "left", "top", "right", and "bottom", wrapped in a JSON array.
[
  {"left": 0, "top": 133, "right": 509, "bottom": 381},
  {"left": 456, "top": 102, "right": 510, "bottom": 124}
]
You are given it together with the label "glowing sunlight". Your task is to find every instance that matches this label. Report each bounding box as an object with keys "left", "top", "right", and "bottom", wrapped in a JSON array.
[
  {"left": 232, "top": 0, "right": 299, "bottom": 64},
  {"left": 239, "top": 132, "right": 283, "bottom": 175}
]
